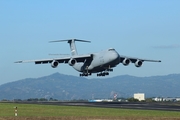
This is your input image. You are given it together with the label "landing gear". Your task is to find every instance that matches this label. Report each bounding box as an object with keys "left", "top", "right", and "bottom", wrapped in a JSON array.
[
  {"left": 80, "top": 73, "right": 92, "bottom": 77},
  {"left": 97, "top": 68, "right": 113, "bottom": 77},
  {"left": 97, "top": 71, "right": 110, "bottom": 77},
  {"left": 108, "top": 69, "right": 113, "bottom": 72},
  {"left": 80, "top": 66, "right": 113, "bottom": 77},
  {"left": 107, "top": 65, "right": 113, "bottom": 72},
  {"left": 79, "top": 66, "right": 92, "bottom": 77}
]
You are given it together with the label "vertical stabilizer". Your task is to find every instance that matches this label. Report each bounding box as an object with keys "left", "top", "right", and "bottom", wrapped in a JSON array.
[
  {"left": 49, "top": 39, "right": 91, "bottom": 56},
  {"left": 68, "top": 39, "right": 77, "bottom": 56}
]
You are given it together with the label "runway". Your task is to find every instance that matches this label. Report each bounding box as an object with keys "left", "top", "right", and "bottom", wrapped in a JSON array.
[
  {"left": 58, "top": 102, "right": 180, "bottom": 111},
  {"left": 14, "top": 101, "right": 180, "bottom": 111}
]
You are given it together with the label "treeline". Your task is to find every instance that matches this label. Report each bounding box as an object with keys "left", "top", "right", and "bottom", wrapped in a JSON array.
[
  {"left": 1, "top": 98, "right": 154, "bottom": 102},
  {"left": 1, "top": 98, "right": 58, "bottom": 102},
  {"left": 1, "top": 98, "right": 177, "bottom": 102}
]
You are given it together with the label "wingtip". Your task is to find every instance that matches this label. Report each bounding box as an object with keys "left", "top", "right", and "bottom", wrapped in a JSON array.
[
  {"left": 159, "top": 60, "right": 161, "bottom": 62},
  {"left": 14, "top": 61, "right": 23, "bottom": 63}
]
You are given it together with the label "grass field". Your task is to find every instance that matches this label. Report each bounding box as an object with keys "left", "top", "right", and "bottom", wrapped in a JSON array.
[{"left": 0, "top": 103, "right": 180, "bottom": 120}]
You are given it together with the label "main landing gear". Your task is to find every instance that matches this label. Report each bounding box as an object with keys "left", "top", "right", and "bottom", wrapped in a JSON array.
[
  {"left": 80, "top": 66, "right": 92, "bottom": 77},
  {"left": 79, "top": 66, "right": 113, "bottom": 77},
  {"left": 97, "top": 72, "right": 109, "bottom": 76},
  {"left": 97, "top": 68, "right": 113, "bottom": 77},
  {"left": 80, "top": 73, "right": 92, "bottom": 77}
]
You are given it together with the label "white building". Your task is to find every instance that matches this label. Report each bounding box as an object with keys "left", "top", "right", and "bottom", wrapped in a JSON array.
[
  {"left": 134, "top": 93, "right": 145, "bottom": 101},
  {"left": 153, "top": 97, "right": 163, "bottom": 102}
]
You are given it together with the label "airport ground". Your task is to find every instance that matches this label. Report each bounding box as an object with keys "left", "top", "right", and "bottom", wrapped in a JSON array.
[
  {"left": 0, "top": 116, "right": 179, "bottom": 120},
  {"left": 0, "top": 102, "right": 180, "bottom": 120}
]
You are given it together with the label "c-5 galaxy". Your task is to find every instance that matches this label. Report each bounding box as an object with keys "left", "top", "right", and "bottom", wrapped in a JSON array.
[{"left": 15, "top": 39, "right": 161, "bottom": 77}]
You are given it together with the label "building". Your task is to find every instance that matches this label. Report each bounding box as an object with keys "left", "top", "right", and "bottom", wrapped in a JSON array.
[{"left": 134, "top": 93, "right": 145, "bottom": 101}]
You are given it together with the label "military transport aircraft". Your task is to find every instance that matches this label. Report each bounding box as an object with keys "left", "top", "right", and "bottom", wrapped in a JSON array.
[{"left": 15, "top": 39, "right": 161, "bottom": 77}]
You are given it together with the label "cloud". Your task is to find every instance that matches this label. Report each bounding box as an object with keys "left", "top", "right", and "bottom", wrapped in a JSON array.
[{"left": 152, "top": 44, "right": 180, "bottom": 49}]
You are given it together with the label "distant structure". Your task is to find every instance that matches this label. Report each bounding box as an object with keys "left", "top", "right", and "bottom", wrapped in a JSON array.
[
  {"left": 88, "top": 99, "right": 113, "bottom": 102},
  {"left": 113, "top": 93, "right": 117, "bottom": 100},
  {"left": 134, "top": 93, "right": 145, "bottom": 101},
  {"left": 153, "top": 97, "right": 180, "bottom": 102}
]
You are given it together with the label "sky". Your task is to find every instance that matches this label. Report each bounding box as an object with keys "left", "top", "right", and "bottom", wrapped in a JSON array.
[{"left": 0, "top": 0, "right": 180, "bottom": 85}]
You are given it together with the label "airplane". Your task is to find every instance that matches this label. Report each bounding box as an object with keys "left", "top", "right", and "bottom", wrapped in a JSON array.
[{"left": 15, "top": 39, "right": 161, "bottom": 77}]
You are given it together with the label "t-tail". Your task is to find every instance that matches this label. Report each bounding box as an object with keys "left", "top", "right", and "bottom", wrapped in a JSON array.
[{"left": 49, "top": 39, "right": 91, "bottom": 56}]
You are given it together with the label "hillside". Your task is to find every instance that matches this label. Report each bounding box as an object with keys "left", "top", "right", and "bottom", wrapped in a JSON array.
[{"left": 0, "top": 73, "right": 180, "bottom": 100}]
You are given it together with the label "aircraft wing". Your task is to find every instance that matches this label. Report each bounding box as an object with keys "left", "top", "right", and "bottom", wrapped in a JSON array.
[
  {"left": 15, "top": 54, "right": 92, "bottom": 64},
  {"left": 120, "top": 55, "right": 161, "bottom": 63}
]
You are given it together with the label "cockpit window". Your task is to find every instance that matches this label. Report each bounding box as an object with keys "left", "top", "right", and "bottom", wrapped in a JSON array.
[{"left": 108, "top": 48, "right": 115, "bottom": 51}]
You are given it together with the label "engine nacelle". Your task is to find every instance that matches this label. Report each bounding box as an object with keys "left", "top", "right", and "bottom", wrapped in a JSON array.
[
  {"left": 68, "top": 58, "right": 76, "bottom": 66},
  {"left": 135, "top": 60, "right": 143, "bottom": 67},
  {"left": 51, "top": 60, "right": 59, "bottom": 68},
  {"left": 122, "top": 58, "right": 130, "bottom": 66}
]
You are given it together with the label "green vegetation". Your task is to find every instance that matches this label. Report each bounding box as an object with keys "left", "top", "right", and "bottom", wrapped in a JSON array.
[
  {"left": 0, "top": 102, "right": 180, "bottom": 118},
  {"left": 127, "top": 97, "right": 139, "bottom": 102}
]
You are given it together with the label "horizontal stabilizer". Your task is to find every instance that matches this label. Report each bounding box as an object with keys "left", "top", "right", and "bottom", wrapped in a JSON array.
[
  {"left": 49, "top": 39, "right": 90, "bottom": 56},
  {"left": 49, "top": 39, "right": 91, "bottom": 43}
]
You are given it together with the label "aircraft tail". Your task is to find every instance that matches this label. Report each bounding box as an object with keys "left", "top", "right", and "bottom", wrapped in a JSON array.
[{"left": 49, "top": 39, "right": 90, "bottom": 56}]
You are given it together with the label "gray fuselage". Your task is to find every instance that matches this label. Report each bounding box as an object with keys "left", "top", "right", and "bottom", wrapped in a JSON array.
[{"left": 72, "top": 48, "right": 120, "bottom": 73}]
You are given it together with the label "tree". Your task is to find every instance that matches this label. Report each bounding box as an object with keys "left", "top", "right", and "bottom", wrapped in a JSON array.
[{"left": 127, "top": 97, "right": 139, "bottom": 102}]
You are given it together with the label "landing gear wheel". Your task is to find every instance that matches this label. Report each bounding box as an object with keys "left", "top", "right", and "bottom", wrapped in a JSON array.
[{"left": 105, "top": 72, "right": 109, "bottom": 75}]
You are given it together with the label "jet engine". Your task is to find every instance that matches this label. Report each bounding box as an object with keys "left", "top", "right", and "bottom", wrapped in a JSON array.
[
  {"left": 135, "top": 60, "right": 143, "bottom": 67},
  {"left": 51, "top": 60, "right": 59, "bottom": 68},
  {"left": 68, "top": 58, "right": 76, "bottom": 66},
  {"left": 122, "top": 58, "right": 130, "bottom": 66}
]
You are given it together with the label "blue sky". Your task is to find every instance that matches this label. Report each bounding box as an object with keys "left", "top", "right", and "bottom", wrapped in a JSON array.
[{"left": 0, "top": 0, "right": 180, "bottom": 85}]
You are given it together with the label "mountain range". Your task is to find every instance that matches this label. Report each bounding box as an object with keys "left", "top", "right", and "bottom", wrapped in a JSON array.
[{"left": 0, "top": 73, "right": 180, "bottom": 100}]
